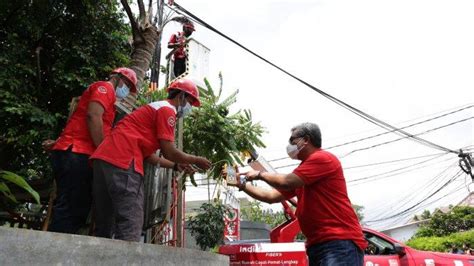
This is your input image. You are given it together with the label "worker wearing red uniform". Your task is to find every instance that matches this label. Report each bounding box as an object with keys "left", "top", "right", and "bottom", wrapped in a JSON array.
[
  {"left": 46, "top": 67, "right": 138, "bottom": 234},
  {"left": 233, "top": 123, "right": 367, "bottom": 266},
  {"left": 90, "top": 78, "right": 212, "bottom": 242},
  {"left": 168, "top": 21, "right": 195, "bottom": 78}
]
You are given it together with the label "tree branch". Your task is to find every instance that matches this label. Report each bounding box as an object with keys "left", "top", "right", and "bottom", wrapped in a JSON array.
[
  {"left": 148, "top": 0, "right": 153, "bottom": 24},
  {"left": 137, "top": 0, "right": 146, "bottom": 21},
  {"left": 120, "top": 0, "right": 139, "bottom": 35}
]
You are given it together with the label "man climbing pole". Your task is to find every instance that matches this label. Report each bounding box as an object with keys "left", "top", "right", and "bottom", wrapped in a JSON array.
[{"left": 168, "top": 21, "right": 195, "bottom": 78}]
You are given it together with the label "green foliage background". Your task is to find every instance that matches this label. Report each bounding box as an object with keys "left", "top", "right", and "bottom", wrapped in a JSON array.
[
  {"left": 406, "top": 229, "right": 474, "bottom": 252},
  {"left": 184, "top": 74, "right": 266, "bottom": 182},
  {"left": 187, "top": 201, "right": 229, "bottom": 251},
  {"left": 0, "top": 0, "right": 130, "bottom": 180},
  {"left": 406, "top": 206, "right": 474, "bottom": 251}
]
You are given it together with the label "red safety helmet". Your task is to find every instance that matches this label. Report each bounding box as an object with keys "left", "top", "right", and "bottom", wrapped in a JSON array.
[
  {"left": 111, "top": 67, "right": 137, "bottom": 92},
  {"left": 183, "top": 22, "right": 195, "bottom": 31},
  {"left": 167, "top": 78, "right": 201, "bottom": 107}
]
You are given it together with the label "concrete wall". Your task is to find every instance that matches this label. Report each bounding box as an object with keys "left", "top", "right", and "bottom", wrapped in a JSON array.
[
  {"left": 240, "top": 221, "right": 271, "bottom": 240},
  {"left": 184, "top": 221, "right": 271, "bottom": 250},
  {"left": 0, "top": 227, "right": 228, "bottom": 266}
]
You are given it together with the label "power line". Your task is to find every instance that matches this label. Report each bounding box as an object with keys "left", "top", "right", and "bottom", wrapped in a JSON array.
[
  {"left": 366, "top": 162, "right": 459, "bottom": 220},
  {"left": 365, "top": 170, "right": 462, "bottom": 223},
  {"left": 341, "top": 116, "right": 473, "bottom": 158},
  {"left": 267, "top": 104, "right": 472, "bottom": 163},
  {"left": 343, "top": 152, "right": 446, "bottom": 170},
  {"left": 171, "top": 2, "right": 460, "bottom": 155},
  {"left": 375, "top": 183, "right": 466, "bottom": 229},
  {"left": 273, "top": 117, "right": 472, "bottom": 170},
  {"left": 347, "top": 153, "right": 451, "bottom": 184},
  {"left": 326, "top": 104, "right": 474, "bottom": 150}
]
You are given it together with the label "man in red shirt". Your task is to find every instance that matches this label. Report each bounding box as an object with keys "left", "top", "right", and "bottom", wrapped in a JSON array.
[
  {"left": 233, "top": 123, "right": 367, "bottom": 266},
  {"left": 44, "top": 67, "right": 138, "bottom": 234},
  {"left": 90, "top": 78, "right": 212, "bottom": 242},
  {"left": 168, "top": 21, "right": 195, "bottom": 78}
]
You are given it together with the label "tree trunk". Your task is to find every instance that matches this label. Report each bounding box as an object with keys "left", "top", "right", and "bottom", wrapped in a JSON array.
[{"left": 129, "top": 26, "right": 160, "bottom": 90}]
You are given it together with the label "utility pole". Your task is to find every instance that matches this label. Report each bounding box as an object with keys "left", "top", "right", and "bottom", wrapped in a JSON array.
[
  {"left": 176, "top": 117, "right": 184, "bottom": 247},
  {"left": 153, "top": 0, "right": 165, "bottom": 88}
]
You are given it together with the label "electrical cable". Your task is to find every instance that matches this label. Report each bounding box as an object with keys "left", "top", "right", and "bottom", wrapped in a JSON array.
[
  {"left": 341, "top": 117, "right": 473, "bottom": 158},
  {"left": 375, "top": 183, "right": 466, "bottom": 229},
  {"left": 170, "top": 1, "right": 460, "bottom": 155},
  {"left": 365, "top": 170, "right": 462, "bottom": 223},
  {"left": 366, "top": 162, "right": 458, "bottom": 220},
  {"left": 267, "top": 104, "right": 472, "bottom": 163},
  {"left": 273, "top": 117, "right": 472, "bottom": 170},
  {"left": 347, "top": 153, "right": 451, "bottom": 185}
]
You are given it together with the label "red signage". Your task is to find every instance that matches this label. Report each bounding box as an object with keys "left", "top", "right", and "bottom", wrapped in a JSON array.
[{"left": 224, "top": 207, "right": 240, "bottom": 241}]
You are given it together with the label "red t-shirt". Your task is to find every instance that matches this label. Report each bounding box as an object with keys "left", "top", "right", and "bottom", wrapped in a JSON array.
[
  {"left": 168, "top": 32, "right": 186, "bottom": 59},
  {"left": 279, "top": 149, "right": 367, "bottom": 251},
  {"left": 53, "top": 81, "right": 116, "bottom": 155},
  {"left": 90, "top": 100, "right": 176, "bottom": 176}
]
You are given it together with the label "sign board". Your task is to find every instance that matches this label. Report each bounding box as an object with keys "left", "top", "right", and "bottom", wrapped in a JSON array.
[
  {"left": 224, "top": 207, "right": 240, "bottom": 241},
  {"left": 219, "top": 242, "right": 308, "bottom": 265}
]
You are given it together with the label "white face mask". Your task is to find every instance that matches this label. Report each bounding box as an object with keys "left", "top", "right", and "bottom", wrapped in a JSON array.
[{"left": 286, "top": 138, "right": 304, "bottom": 159}]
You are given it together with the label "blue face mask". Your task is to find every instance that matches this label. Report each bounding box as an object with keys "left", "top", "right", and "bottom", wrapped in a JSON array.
[
  {"left": 177, "top": 94, "right": 193, "bottom": 118},
  {"left": 116, "top": 84, "right": 130, "bottom": 99}
]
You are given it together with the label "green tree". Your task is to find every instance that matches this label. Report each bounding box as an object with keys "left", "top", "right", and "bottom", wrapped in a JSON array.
[
  {"left": 0, "top": 1, "right": 130, "bottom": 179},
  {"left": 352, "top": 204, "right": 365, "bottom": 223},
  {"left": 241, "top": 201, "right": 287, "bottom": 229},
  {"left": 187, "top": 201, "right": 230, "bottom": 251},
  {"left": 407, "top": 229, "right": 474, "bottom": 252},
  {"left": 183, "top": 74, "right": 266, "bottom": 183},
  {"left": 415, "top": 206, "right": 474, "bottom": 238},
  {"left": 421, "top": 209, "right": 432, "bottom": 220}
]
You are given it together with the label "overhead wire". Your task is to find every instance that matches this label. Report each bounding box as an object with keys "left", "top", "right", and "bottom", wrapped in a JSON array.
[
  {"left": 266, "top": 104, "right": 473, "bottom": 163},
  {"left": 365, "top": 170, "right": 463, "bottom": 223},
  {"left": 340, "top": 117, "right": 473, "bottom": 158},
  {"left": 273, "top": 117, "right": 472, "bottom": 170},
  {"left": 170, "top": 1, "right": 460, "bottom": 155},
  {"left": 376, "top": 182, "right": 466, "bottom": 229},
  {"left": 347, "top": 153, "right": 451, "bottom": 185},
  {"left": 366, "top": 162, "right": 459, "bottom": 220}
]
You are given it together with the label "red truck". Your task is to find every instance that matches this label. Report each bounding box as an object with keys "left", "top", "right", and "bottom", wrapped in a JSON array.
[{"left": 219, "top": 201, "right": 474, "bottom": 265}]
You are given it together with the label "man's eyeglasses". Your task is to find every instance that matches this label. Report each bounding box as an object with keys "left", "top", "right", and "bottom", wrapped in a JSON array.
[{"left": 289, "top": 135, "right": 304, "bottom": 144}]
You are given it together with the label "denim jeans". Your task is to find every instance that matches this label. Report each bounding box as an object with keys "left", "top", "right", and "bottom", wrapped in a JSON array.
[
  {"left": 306, "top": 240, "right": 364, "bottom": 266},
  {"left": 49, "top": 149, "right": 93, "bottom": 233}
]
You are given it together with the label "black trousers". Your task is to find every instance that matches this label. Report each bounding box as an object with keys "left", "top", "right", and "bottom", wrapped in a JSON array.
[
  {"left": 173, "top": 57, "right": 186, "bottom": 77},
  {"left": 49, "top": 149, "right": 92, "bottom": 233},
  {"left": 92, "top": 159, "right": 144, "bottom": 242}
]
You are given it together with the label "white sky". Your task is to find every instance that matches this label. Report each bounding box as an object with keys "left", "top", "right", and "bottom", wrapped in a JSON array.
[{"left": 155, "top": 0, "right": 474, "bottom": 230}]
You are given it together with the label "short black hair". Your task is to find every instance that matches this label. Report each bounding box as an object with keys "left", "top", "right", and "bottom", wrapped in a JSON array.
[{"left": 291, "top": 122, "right": 322, "bottom": 148}]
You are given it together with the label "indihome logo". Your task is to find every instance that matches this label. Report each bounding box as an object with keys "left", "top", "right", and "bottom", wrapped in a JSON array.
[{"left": 239, "top": 246, "right": 257, "bottom": 253}]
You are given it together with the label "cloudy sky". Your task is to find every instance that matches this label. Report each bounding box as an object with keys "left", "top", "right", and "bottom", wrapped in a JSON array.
[{"left": 156, "top": 0, "right": 474, "bottom": 229}]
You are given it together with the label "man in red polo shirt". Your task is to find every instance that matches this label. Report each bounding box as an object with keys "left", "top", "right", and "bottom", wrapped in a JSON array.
[
  {"left": 46, "top": 67, "right": 137, "bottom": 234},
  {"left": 168, "top": 21, "right": 195, "bottom": 78},
  {"left": 90, "top": 78, "right": 212, "bottom": 242},
  {"left": 233, "top": 123, "right": 367, "bottom": 266}
]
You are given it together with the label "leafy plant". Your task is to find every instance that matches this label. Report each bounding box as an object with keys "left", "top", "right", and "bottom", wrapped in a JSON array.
[
  {"left": 240, "top": 201, "right": 287, "bottom": 229},
  {"left": 187, "top": 201, "right": 230, "bottom": 250},
  {"left": 0, "top": 171, "right": 40, "bottom": 207},
  {"left": 407, "top": 229, "right": 474, "bottom": 252},
  {"left": 415, "top": 206, "right": 474, "bottom": 237},
  {"left": 0, "top": 1, "right": 130, "bottom": 180},
  {"left": 184, "top": 73, "right": 266, "bottom": 183}
]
